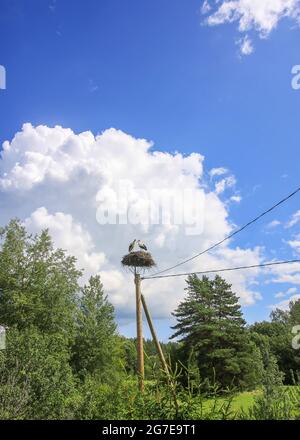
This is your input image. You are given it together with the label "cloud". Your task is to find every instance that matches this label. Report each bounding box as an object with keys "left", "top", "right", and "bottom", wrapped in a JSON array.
[
  {"left": 274, "top": 286, "right": 297, "bottom": 298},
  {"left": 203, "top": 0, "right": 300, "bottom": 55},
  {"left": 0, "top": 123, "right": 264, "bottom": 323},
  {"left": 24, "top": 207, "right": 106, "bottom": 282},
  {"left": 259, "top": 219, "right": 300, "bottom": 285},
  {"left": 230, "top": 195, "right": 242, "bottom": 203},
  {"left": 286, "top": 210, "right": 300, "bottom": 228},
  {"left": 268, "top": 259, "right": 300, "bottom": 284},
  {"left": 211, "top": 245, "right": 263, "bottom": 304},
  {"left": 284, "top": 227, "right": 300, "bottom": 256},
  {"left": 272, "top": 274, "right": 300, "bottom": 284},
  {"left": 269, "top": 294, "right": 300, "bottom": 311},
  {"left": 209, "top": 167, "right": 228, "bottom": 178},
  {"left": 201, "top": 0, "right": 212, "bottom": 14},
  {"left": 266, "top": 219, "right": 281, "bottom": 228},
  {"left": 287, "top": 234, "right": 300, "bottom": 253},
  {"left": 215, "top": 175, "right": 236, "bottom": 194},
  {"left": 237, "top": 35, "right": 254, "bottom": 55}
]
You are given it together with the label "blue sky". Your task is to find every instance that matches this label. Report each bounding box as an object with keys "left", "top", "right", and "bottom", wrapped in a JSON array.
[{"left": 1, "top": 0, "right": 300, "bottom": 339}]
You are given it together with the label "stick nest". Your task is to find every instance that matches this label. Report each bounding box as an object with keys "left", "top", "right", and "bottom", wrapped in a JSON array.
[{"left": 121, "top": 251, "right": 156, "bottom": 268}]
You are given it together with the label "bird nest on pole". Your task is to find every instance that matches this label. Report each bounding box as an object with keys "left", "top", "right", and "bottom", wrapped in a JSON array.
[{"left": 122, "top": 251, "right": 156, "bottom": 274}]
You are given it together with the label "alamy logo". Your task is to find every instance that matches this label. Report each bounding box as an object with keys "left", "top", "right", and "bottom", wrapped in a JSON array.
[
  {"left": 95, "top": 179, "right": 206, "bottom": 236},
  {"left": 292, "top": 325, "right": 300, "bottom": 350},
  {"left": 0, "top": 65, "right": 6, "bottom": 89},
  {"left": 291, "top": 65, "right": 300, "bottom": 90},
  {"left": 0, "top": 326, "right": 5, "bottom": 350}
]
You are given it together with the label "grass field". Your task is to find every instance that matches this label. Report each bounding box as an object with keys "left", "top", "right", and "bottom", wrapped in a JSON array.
[
  {"left": 202, "top": 390, "right": 261, "bottom": 418},
  {"left": 202, "top": 387, "right": 300, "bottom": 419},
  {"left": 142, "top": 381, "right": 299, "bottom": 419}
]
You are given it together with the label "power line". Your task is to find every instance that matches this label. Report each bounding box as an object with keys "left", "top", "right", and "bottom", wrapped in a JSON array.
[
  {"left": 142, "top": 259, "right": 300, "bottom": 280},
  {"left": 151, "top": 185, "right": 300, "bottom": 276}
]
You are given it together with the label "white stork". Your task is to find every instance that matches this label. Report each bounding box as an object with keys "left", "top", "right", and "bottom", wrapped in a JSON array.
[
  {"left": 137, "top": 240, "right": 148, "bottom": 251},
  {"left": 128, "top": 239, "right": 137, "bottom": 253}
]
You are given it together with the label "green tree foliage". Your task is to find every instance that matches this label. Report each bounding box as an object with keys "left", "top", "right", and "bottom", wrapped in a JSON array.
[
  {"left": 0, "top": 219, "right": 122, "bottom": 419},
  {"left": 0, "top": 220, "right": 82, "bottom": 418},
  {"left": 0, "top": 218, "right": 299, "bottom": 419},
  {"left": 0, "top": 327, "right": 77, "bottom": 419},
  {"left": 250, "top": 299, "right": 300, "bottom": 383},
  {"left": 122, "top": 337, "right": 179, "bottom": 379},
  {"left": 71, "top": 275, "right": 121, "bottom": 381},
  {"left": 0, "top": 220, "right": 81, "bottom": 341},
  {"left": 122, "top": 338, "right": 138, "bottom": 375},
  {"left": 246, "top": 353, "right": 297, "bottom": 420},
  {"left": 171, "top": 275, "right": 263, "bottom": 389}
]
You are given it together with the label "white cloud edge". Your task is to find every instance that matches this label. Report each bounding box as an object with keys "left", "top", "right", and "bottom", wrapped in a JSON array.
[{"left": 202, "top": 0, "right": 300, "bottom": 55}]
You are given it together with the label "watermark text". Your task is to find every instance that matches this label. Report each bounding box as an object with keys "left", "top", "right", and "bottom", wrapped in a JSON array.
[
  {"left": 0, "top": 326, "right": 6, "bottom": 350},
  {"left": 291, "top": 65, "right": 300, "bottom": 90},
  {"left": 0, "top": 65, "right": 6, "bottom": 90},
  {"left": 96, "top": 180, "right": 205, "bottom": 236},
  {"left": 292, "top": 325, "right": 300, "bottom": 350}
]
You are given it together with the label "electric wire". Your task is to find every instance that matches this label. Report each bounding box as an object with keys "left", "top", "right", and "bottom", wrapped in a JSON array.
[
  {"left": 142, "top": 259, "right": 300, "bottom": 280},
  {"left": 151, "top": 186, "right": 300, "bottom": 277}
]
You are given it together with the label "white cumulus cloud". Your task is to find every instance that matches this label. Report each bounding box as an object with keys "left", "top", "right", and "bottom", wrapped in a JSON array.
[
  {"left": 24, "top": 207, "right": 106, "bottom": 282},
  {"left": 203, "top": 0, "right": 300, "bottom": 55},
  {"left": 0, "top": 123, "right": 264, "bottom": 330}
]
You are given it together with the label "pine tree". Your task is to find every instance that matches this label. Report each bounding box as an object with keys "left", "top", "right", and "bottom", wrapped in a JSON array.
[
  {"left": 72, "top": 275, "right": 120, "bottom": 381},
  {"left": 171, "top": 275, "right": 261, "bottom": 389}
]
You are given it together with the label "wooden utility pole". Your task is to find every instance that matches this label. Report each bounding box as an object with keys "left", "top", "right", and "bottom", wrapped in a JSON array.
[
  {"left": 141, "top": 294, "right": 169, "bottom": 377},
  {"left": 134, "top": 273, "right": 144, "bottom": 392},
  {"left": 141, "top": 292, "right": 179, "bottom": 417}
]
